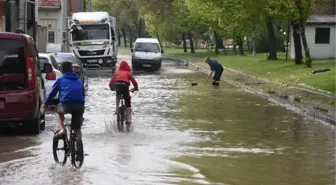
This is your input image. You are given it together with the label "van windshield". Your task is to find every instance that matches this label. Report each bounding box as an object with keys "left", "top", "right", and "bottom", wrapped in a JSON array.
[
  {"left": 134, "top": 42, "right": 160, "bottom": 53},
  {"left": 0, "top": 39, "right": 26, "bottom": 91}
]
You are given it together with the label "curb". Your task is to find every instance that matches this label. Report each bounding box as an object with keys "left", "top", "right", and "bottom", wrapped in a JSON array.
[{"left": 182, "top": 59, "right": 335, "bottom": 126}]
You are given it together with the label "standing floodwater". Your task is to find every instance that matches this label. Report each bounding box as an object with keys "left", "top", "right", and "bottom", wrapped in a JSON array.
[{"left": 0, "top": 54, "right": 334, "bottom": 185}]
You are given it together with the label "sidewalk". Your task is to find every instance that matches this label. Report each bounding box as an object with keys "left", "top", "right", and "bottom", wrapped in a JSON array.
[{"left": 163, "top": 55, "right": 336, "bottom": 125}]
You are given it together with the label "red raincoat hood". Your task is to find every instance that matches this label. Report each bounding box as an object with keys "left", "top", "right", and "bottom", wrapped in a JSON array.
[{"left": 118, "top": 61, "right": 131, "bottom": 72}]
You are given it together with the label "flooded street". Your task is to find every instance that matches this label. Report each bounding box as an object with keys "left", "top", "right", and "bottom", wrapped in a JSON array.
[{"left": 0, "top": 54, "right": 334, "bottom": 185}]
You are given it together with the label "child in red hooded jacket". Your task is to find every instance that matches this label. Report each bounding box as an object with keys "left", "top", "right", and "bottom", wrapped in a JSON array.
[{"left": 109, "top": 61, "right": 138, "bottom": 125}]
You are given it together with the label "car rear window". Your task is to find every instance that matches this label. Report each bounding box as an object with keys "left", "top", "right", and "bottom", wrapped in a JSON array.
[
  {"left": 53, "top": 54, "right": 77, "bottom": 64},
  {"left": 0, "top": 39, "right": 26, "bottom": 91},
  {"left": 38, "top": 57, "right": 49, "bottom": 73}
]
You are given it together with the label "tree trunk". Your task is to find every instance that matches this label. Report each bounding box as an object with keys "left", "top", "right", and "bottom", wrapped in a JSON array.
[
  {"left": 236, "top": 37, "right": 244, "bottom": 55},
  {"left": 296, "top": 0, "right": 312, "bottom": 67},
  {"left": 223, "top": 39, "right": 227, "bottom": 55},
  {"left": 246, "top": 37, "right": 251, "bottom": 52},
  {"left": 138, "top": 18, "right": 145, "bottom": 38},
  {"left": 266, "top": 16, "right": 277, "bottom": 60},
  {"left": 117, "top": 29, "right": 121, "bottom": 47},
  {"left": 129, "top": 36, "right": 133, "bottom": 48},
  {"left": 188, "top": 31, "right": 195, "bottom": 53},
  {"left": 127, "top": 25, "right": 133, "bottom": 48},
  {"left": 214, "top": 31, "right": 219, "bottom": 54},
  {"left": 233, "top": 44, "right": 237, "bottom": 55},
  {"left": 291, "top": 23, "right": 303, "bottom": 64},
  {"left": 122, "top": 27, "right": 127, "bottom": 47},
  {"left": 156, "top": 32, "right": 162, "bottom": 49},
  {"left": 300, "top": 23, "right": 312, "bottom": 67},
  {"left": 182, "top": 32, "right": 188, "bottom": 52}
]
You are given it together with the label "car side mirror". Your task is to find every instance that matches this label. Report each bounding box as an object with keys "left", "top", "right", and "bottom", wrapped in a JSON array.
[
  {"left": 44, "top": 63, "right": 53, "bottom": 73},
  {"left": 161, "top": 50, "right": 164, "bottom": 54}
]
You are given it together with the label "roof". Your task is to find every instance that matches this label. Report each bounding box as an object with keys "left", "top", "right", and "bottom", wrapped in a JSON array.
[
  {"left": 38, "top": 0, "right": 61, "bottom": 8},
  {"left": 0, "top": 32, "right": 31, "bottom": 40},
  {"left": 306, "top": 15, "right": 336, "bottom": 24},
  {"left": 135, "top": 38, "right": 160, "bottom": 43},
  {"left": 72, "top": 12, "right": 110, "bottom": 21}
]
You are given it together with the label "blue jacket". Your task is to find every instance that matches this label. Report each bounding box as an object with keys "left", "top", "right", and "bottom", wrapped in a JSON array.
[
  {"left": 208, "top": 58, "right": 224, "bottom": 71},
  {"left": 44, "top": 72, "right": 85, "bottom": 105}
]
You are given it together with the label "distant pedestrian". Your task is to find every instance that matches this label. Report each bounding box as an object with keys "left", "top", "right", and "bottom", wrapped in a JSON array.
[{"left": 204, "top": 57, "right": 224, "bottom": 86}]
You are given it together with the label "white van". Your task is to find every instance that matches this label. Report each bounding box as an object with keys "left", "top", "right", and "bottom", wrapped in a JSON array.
[{"left": 131, "top": 38, "right": 163, "bottom": 70}]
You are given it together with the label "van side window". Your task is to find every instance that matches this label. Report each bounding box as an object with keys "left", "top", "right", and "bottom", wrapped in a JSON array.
[{"left": 0, "top": 39, "right": 26, "bottom": 90}]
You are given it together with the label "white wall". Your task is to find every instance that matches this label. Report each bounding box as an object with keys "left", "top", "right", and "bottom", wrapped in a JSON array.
[
  {"left": 38, "top": 9, "right": 62, "bottom": 44},
  {"left": 289, "top": 24, "right": 335, "bottom": 59}
]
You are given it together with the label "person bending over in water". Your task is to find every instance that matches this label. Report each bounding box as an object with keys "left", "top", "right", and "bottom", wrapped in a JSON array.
[{"left": 204, "top": 57, "right": 224, "bottom": 87}]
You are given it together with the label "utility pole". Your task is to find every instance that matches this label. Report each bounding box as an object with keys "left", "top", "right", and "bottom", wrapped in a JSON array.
[{"left": 87, "top": 0, "right": 92, "bottom": 11}]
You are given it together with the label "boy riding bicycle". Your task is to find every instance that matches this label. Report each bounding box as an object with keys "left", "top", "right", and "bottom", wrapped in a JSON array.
[
  {"left": 44, "top": 62, "right": 85, "bottom": 139},
  {"left": 109, "top": 61, "right": 138, "bottom": 125}
]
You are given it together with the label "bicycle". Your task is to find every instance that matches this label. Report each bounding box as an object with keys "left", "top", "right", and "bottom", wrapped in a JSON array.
[
  {"left": 116, "top": 88, "right": 135, "bottom": 132},
  {"left": 52, "top": 113, "right": 85, "bottom": 169}
]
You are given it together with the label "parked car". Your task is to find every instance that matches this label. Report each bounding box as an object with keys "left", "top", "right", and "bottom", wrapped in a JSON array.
[
  {"left": 131, "top": 38, "right": 164, "bottom": 70},
  {"left": 38, "top": 53, "right": 62, "bottom": 105},
  {"left": 51, "top": 52, "right": 88, "bottom": 93},
  {"left": 0, "top": 32, "right": 46, "bottom": 134}
]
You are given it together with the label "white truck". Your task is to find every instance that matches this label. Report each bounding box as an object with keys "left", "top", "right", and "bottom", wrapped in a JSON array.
[{"left": 67, "top": 11, "right": 118, "bottom": 70}]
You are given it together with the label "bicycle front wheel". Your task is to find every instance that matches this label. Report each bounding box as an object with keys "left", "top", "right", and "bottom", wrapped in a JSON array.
[
  {"left": 71, "top": 136, "right": 84, "bottom": 169},
  {"left": 52, "top": 131, "right": 67, "bottom": 165}
]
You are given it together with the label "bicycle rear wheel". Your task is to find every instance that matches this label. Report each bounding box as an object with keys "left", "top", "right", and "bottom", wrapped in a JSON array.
[
  {"left": 71, "top": 136, "right": 84, "bottom": 169},
  {"left": 117, "top": 106, "right": 124, "bottom": 132},
  {"left": 52, "top": 130, "right": 67, "bottom": 165}
]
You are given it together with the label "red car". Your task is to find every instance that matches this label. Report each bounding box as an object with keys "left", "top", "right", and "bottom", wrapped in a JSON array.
[{"left": 0, "top": 32, "right": 46, "bottom": 135}]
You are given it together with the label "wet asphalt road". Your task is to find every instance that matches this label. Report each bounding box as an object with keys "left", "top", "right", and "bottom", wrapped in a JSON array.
[
  {"left": 0, "top": 54, "right": 196, "bottom": 185},
  {"left": 0, "top": 54, "right": 334, "bottom": 185}
]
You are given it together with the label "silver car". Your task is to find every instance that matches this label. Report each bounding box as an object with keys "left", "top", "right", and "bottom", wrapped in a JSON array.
[{"left": 38, "top": 53, "right": 63, "bottom": 104}]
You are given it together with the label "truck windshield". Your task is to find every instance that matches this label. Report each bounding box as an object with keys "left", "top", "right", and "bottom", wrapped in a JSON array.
[{"left": 72, "top": 24, "right": 110, "bottom": 41}]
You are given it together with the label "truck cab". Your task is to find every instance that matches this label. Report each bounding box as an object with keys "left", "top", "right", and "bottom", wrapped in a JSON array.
[{"left": 68, "top": 12, "right": 119, "bottom": 71}]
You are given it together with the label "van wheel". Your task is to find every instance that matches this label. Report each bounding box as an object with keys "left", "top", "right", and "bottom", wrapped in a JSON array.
[
  {"left": 132, "top": 63, "right": 139, "bottom": 70},
  {"left": 40, "top": 111, "right": 45, "bottom": 131},
  {"left": 24, "top": 111, "right": 40, "bottom": 135}
]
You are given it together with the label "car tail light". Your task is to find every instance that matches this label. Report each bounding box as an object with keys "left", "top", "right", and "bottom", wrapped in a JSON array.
[
  {"left": 46, "top": 71, "right": 56, "bottom": 80},
  {"left": 72, "top": 65, "right": 81, "bottom": 75},
  {"left": 27, "top": 57, "right": 35, "bottom": 90}
]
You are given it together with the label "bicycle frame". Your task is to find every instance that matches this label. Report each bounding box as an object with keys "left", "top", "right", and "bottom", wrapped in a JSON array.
[
  {"left": 115, "top": 88, "right": 135, "bottom": 132},
  {"left": 64, "top": 123, "right": 75, "bottom": 155},
  {"left": 52, "top": 114, "right": 84, "bottom": 169}
]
